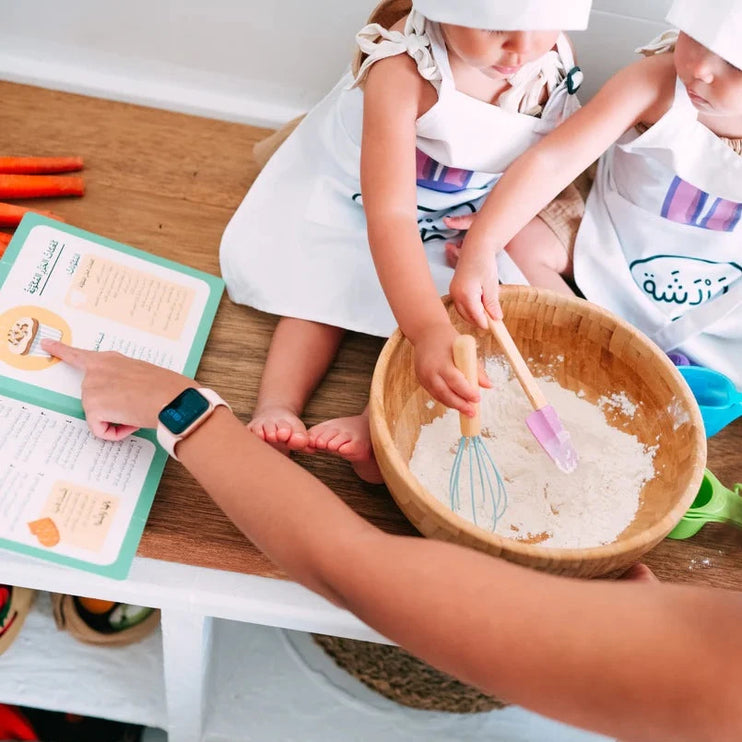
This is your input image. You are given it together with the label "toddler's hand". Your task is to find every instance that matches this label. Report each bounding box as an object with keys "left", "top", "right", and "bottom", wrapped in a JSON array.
[
  {"left": 443, "top": 213, "right": 476, "bottom": 231},
  {"left": 412, "top": 323, "right": 490, "bottom": 415},
  {"left": 449, "top": 248, "right": 502, "bottom": 330}
]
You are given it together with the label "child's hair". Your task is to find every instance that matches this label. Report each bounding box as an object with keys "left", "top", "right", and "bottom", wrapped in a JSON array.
[{"left": 351, "top": 0, "right": 413, "bottom": 79}]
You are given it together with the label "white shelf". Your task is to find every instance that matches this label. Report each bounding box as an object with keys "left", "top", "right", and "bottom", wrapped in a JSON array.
[
  {"left": 0, "top": 551, "right": 385, "bottom": 642},
  {"left": 202, "top": 620, "right": 610, "bottom": 742},
  {"left": 0, "top": 591, "right": 167, "bottom": 729},
  {"left": 0, "top": 549, "right": 386, "bottom": 742},
  {"left": 0, "top": 552, "right": 612, "bottom": 741}
]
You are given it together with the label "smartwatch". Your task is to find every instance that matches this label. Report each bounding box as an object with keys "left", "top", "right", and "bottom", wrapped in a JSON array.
[{"left": 156, "top": 387, "right": 230, "bottom": 460}]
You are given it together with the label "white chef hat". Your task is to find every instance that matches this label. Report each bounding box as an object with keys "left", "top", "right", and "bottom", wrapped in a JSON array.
[
  {"left": 411, "top": 0, "right": 592, "bottom": 30},
  {"left": 667, "top": 0, "right": 742, "bottom": 70}
]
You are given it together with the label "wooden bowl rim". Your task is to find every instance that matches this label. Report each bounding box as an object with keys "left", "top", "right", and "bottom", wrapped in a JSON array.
[{"left": 369, "top": 286, "right": 707, "bottom": 561}]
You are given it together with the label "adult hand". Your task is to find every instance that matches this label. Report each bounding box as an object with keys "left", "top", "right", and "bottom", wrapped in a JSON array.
[
  {"left": 449, "top": 242, "right": 503, "bottom": 330},
  {"left": 411, "top": 323, "right": 490, "bottom": 415},
  {"left": 42, "top": 340, "right": 191, "bottom": 440}
]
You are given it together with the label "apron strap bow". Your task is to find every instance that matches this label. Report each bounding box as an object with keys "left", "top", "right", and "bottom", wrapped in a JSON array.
[{"left": 352, "top": 11, "right": 442, "bottom": 90}]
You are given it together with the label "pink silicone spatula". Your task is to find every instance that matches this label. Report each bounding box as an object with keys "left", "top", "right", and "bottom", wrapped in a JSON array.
[{"left": 488, "top": 317, "right": 578, "bottom": 473}]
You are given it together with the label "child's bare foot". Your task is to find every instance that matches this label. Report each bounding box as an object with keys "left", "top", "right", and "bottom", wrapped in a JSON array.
[
  {"left": 248, "top": 406, "right": 311, "bottom": 455},
  {"left": 307, "top": 414, "right": 384, "bottom": 484}
]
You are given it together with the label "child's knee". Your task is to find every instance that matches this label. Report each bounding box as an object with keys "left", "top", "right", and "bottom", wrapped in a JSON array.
[
  {"left": 506, "top": 218, "right": 571, "bottom": 274},
  {"left": 504, "top": 221, "right": 540, "bottom": 265}
]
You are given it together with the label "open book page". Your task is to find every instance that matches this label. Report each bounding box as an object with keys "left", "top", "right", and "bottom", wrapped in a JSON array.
[
  {"left": 0, "top": 215, "right": 224, "bottom": 578},
  {"left": 0, "top": 395, "right": 159, "bottom": 577},
  {"left": 0, "top": 217, "right": 221, "bottom": 404}
]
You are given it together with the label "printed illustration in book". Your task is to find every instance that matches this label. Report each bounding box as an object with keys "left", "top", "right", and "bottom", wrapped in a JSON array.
[{"left": 0, "top": 214, "right": 223, "bottom": 579}]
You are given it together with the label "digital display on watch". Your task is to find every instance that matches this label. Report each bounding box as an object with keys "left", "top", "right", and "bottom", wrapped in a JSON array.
[{"left": 158, "top": 388, "right": 210, "bottom": 435}]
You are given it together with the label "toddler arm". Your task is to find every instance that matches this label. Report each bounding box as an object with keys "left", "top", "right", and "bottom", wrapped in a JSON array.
[
  {"left": 451, "top": 54, "right": 676, "bottom": 329},
  {"left": 362, "top": 56, "right": 484, "bottom": 413}
]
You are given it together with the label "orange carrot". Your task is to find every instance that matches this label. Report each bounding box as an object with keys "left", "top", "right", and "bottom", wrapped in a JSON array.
[
  {"left": 0, "top": 233, "right": 12, "bottom": 252},
  {"left": 0, "top": 202, "right": 63, "bottom": 227},
  {"left": 0, "top": 156, "right": 84, "bottom": 174},
  {"left": 0, "top": 174, "right": 85, "bottom": 199}
]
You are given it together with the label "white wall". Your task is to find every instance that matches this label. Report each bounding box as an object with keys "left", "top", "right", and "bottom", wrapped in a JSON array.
[{"left": 0, "top": 0, "right": 673, "bottom": 127}]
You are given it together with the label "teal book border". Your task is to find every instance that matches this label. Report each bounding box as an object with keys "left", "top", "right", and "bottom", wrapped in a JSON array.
[{"left": 0, "top": 214, "right": 224, "bottom": 579}]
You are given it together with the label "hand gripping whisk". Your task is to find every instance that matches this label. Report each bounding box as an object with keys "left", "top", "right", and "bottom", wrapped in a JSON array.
[{"left": 449, "top": 335, "right": 507, "bottom": 532}]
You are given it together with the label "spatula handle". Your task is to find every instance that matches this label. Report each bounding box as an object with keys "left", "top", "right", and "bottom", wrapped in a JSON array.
[
  {"left": 452, "top": 334, "right": 481, "bottom": 437},
  {"left": 488, "top": 317, "right": 548, "bottom": 410}
]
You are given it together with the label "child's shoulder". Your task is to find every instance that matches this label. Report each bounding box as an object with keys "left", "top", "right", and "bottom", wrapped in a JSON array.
[
  {"left": 616, "top": 50, "right": 675, "bottom": 89},
  {"left": 363, "top": 49, "right": 435, "bottom": 119},
  {"left": 363, "top": 47, "right": 427, "bottom": 94},
  {"left": 628, "top": 52, "right": 677, "bottom": 127},
  {"left": 356, "top": 11, "right": 426, "bottom": 97},
  {"left": 601, "top": 51, "right": 677, "bottom": 127},
  {"left": 362, "top": 13, "right": 433, "bottom": 112}
]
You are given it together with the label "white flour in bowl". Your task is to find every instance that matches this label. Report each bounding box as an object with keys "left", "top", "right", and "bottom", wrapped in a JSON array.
[{"left": 409, "top": 359, "right": 657, "bottom": 548}]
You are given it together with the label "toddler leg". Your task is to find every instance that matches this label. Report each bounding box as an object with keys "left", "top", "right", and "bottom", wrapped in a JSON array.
[
  {"left": 307, "top": 404, "right": 384, "bottom": 484},
  {"left": 445, "top": 178, "right": 585, "bottom": 293},
  {"left": 249, "top": 317, "right": 344, "bottom": 453},
  {"left": 504, "top": 216, "right": 575, "bottom": 295},
  {"left": 444, "top": 216, "right": 574, "bottom": 294}
]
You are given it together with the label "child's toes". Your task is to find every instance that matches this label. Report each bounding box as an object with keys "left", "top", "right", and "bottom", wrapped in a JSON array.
[
  {"left": 259, "top": 421, "right": 280, "bottom": 444},
  {"left": 246, "top": 420, "right": 267, "bottom": 440},
  {"left": 307, "top": 422, "right": 343, "bottom": 450},
  {"left": 257, "top": 421, "right": 279, "bottom": 443},
  {"left": 286, "top": 428, "right": 310, "bottom": 451},
  {"left": 308, "top": 426, "right": 338, "bottom": 450},
  {"left": 325, "top": 431, "right": 354, "bottom": 454},
  {"left": 274, "top": 419, "right": 298, "bottom": 444},
  {"left": 337, "top": 437, "right": 370, "bottom": 461}
]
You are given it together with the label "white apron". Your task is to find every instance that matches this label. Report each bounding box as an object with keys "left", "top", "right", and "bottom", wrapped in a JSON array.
[
  {"left": 574, "top": 78, "right": 742, "bottom": 389},
  {"left": 220, "top": 14, "right": 581, "bottom": 337}
]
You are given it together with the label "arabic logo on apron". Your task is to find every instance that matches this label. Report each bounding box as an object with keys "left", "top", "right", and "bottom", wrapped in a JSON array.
[{"left": 630, "top": 255, "right": 742, "bottom": 319}]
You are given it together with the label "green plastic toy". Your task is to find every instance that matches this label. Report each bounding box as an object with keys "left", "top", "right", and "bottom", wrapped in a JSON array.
[{"left": 668, "top": 469, "right": 742, "bottom": 540}]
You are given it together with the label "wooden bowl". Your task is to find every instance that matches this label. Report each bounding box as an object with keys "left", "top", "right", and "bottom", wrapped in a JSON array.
[{"left": 369, "top": 286, "right": 707, "bottom": 578}]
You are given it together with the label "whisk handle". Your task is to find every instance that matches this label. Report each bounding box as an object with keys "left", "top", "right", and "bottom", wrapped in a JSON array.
[
  {"left": 453, "top": 334, "right": 481, "bottom": 437},
  {"left": 488, "top": 317, "right": 548, "bottom": 410}
]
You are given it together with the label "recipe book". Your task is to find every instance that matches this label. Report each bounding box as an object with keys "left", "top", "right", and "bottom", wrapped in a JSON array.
[{"left": 0, "top": 214, "right": 223, "bottom": 579}]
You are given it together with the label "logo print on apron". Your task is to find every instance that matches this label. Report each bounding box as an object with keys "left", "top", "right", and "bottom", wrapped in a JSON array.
[{"left": 629, "top": 255, "right": 742, "bottom": 318}]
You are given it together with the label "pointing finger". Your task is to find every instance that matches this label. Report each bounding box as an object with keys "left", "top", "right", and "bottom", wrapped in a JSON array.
[{"left": 41, "top": 339, "right": 92, "bottom": 370}]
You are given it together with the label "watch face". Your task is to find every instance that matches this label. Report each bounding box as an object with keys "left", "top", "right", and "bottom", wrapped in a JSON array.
[{"left": 158, "top": 388, "right": 210, "bottom": 435}]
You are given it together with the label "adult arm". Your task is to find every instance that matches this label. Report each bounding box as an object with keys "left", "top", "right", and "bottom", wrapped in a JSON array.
[
  {"left": 44, "top": 341, "right": 742, "bottom": 742},
  {"left": 451, "top": 54, "right": 677, "bottom": 328}
]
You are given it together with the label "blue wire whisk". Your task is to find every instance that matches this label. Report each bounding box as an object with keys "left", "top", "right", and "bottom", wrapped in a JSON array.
[{"left": 449, "top": 335, "right": 508, "bottom": 532}]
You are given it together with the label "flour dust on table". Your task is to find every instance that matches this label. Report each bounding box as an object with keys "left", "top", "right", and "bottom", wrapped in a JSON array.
[{"left": 409, "top": 359, "right": 657, "bottom": 548}]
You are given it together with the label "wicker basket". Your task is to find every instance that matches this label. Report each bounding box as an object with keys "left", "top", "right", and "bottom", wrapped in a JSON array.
[
  {"left": 312, "top": 634, "right": 506, "bottom": 712},
  {"left": 369, "top": 287, "right": 706, "bottom": 578}
]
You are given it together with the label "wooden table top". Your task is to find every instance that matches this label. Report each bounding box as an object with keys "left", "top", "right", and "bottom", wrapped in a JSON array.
[{"left": 2, "top": 81, "right": 740, "bottom": 589}]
